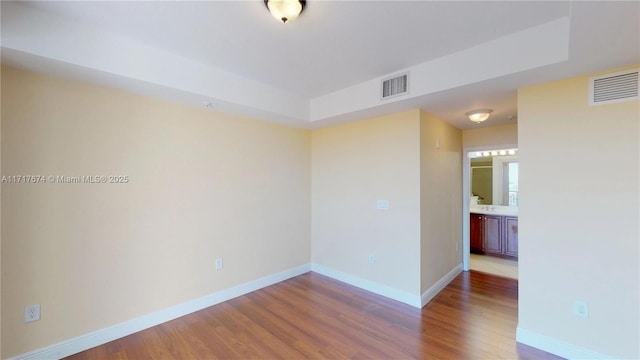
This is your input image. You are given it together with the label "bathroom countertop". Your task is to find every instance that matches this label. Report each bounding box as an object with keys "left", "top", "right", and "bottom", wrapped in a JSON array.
[{"left": 470, "top": 205, "right": 518, "bottom": 217}]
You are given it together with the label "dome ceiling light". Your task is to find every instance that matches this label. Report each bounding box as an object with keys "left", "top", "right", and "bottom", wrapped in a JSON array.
[
  {"left": 264, "top": 0, "right": 306, "bottom": 24},
  {"left": 466, "top": 109, "right": 493, "bottom": 123}
]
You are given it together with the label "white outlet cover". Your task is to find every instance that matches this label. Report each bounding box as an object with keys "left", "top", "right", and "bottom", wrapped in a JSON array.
[
  {"left": 25, "top": 304, "right": 41, "bottom": 323},
  {"left": 573, "top": 300, "right": 589, "bottom": 318},
  {"left": 376, "top": 199, "right": 389, "bottom": 210}
]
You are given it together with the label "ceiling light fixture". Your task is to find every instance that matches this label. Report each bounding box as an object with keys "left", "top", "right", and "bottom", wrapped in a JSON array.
[
  {"left": 466, "top": 109, "right": 493, "bottom": 123},
  {"left": 265, "top": 0, "right": 305, "bottom": 24}
]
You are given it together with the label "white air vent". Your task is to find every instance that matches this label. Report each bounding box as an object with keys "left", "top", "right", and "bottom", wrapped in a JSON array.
[
  {"left": 589, "top": 69, "right": 639, "bottom": 106},
  {"left": 381, "top": 73, "right": 409, "bottom": 99}
]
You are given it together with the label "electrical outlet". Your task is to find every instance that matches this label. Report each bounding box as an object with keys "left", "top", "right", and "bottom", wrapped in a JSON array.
[
  {"left": 573, "top": 300, "right": 589, "bottom": 318},
  {"left": 368, "top": 254, "right": 376, "bottom": 264},
  {"left": 375, "top": 200, "right": 389, "bottom": 210},
  {"left": 24, "top": 304, "right": 41, "bottom": 323},
  {"left": 215, "top": 258, "right": 223, "bottom": 270}
]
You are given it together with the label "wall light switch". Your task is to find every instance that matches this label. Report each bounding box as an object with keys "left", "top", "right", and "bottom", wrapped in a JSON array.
[{"left": 376, "top": 199, "right": 389, "bottom": 210}]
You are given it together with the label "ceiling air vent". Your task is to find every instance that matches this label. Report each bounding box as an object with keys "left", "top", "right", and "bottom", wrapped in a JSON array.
[
  {"left": 381, "top": 73, "right": 409, "bottom": 100},
  {"left": 589, "top": 69, "right": 639, "bottom": 106}
]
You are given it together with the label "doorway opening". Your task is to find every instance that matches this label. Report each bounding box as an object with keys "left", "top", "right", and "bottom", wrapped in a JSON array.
[{"left": 462, "top": 145, "right": 518, "bottom": 279}]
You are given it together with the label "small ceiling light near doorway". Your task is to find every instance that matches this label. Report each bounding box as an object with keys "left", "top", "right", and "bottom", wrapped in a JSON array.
[
  {"left": 265, "top": 0, "right": 305, "bottom": 24},
  {"left": 466, "top": 109, "right": 493, "bottom": 123}
]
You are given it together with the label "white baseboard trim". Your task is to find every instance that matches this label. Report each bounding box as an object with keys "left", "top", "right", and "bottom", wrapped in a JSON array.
[
  {"left": 10, "top": 264, "right": 311, "bottom": 360},
  {"left": 421, "top": 264, "right": 463, "bottom": 307},
  {"left": 310, "top": 263, "right": 422, "bottom": 308},
  {"left": 516, "top": 326, "right": 612, "bottom": 360}
]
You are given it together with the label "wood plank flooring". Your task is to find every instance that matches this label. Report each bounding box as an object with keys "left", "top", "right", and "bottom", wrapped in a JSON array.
[{"left": 65, "top": 271, "right": 563, "bottom": 359}]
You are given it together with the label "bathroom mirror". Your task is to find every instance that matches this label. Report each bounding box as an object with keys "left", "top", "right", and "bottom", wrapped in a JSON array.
[{"left": 470, "top": 149, "right": 518, "bottom": 206}]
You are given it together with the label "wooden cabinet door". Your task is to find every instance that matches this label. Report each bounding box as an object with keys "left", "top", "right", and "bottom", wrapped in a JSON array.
[
  {"left": 504, "top": 217, "right": 518, "bottom": 257},
  {"left": 483, "top": 215, "right": 503, "bottom": 255},
  {"left": 470, "top": 214, "right": 484, "bottom": 253}
]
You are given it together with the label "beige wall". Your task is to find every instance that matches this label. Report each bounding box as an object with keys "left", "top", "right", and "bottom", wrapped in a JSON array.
[
  {"left": 518, "top": 65, "right": 639, "bottom": 358},
  {"left": 0, "top": 66, "right": 3, "bottom": 358},
  {"left": 471, "top": 167, "right": 492, "bottom": 205},
  {"left": 311, "top": 110, "right": 422, "bottom": 296},
  {"left": 419, "top": 111, "right": 462, "bottom": 292},
  {"left": 1, "top": 66, "right": 311, "bottom": 358},
  {"left": 1, "top": 67, "right": 463, "bottom": 357},
  {"left": 463, "top": 123, "right": 517, "bottom": 149}
]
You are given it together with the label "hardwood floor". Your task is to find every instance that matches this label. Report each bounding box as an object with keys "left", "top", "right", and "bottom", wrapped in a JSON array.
[{"left": 65, "top": 271, "right": 563, "bottom": 359}]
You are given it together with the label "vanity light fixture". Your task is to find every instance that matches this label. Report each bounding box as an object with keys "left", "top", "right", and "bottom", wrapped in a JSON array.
[
  {"left": 265, "top": 0, "right": 305, "bottom": 24},
  {"left": 466, "top": 109, "right": 493, "bottom": 123},
  {"left": 469, "top": 149, "right": 518, "bottom": 158}
]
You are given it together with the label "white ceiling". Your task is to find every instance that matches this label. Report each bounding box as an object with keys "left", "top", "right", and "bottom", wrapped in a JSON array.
[{"left": 2, "top": 1, "right": 639, "bottom": 130}]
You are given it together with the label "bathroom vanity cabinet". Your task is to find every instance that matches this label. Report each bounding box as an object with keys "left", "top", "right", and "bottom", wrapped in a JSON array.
[{"left": 470, "top": 213, "right": 518, "bottom": 259}]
